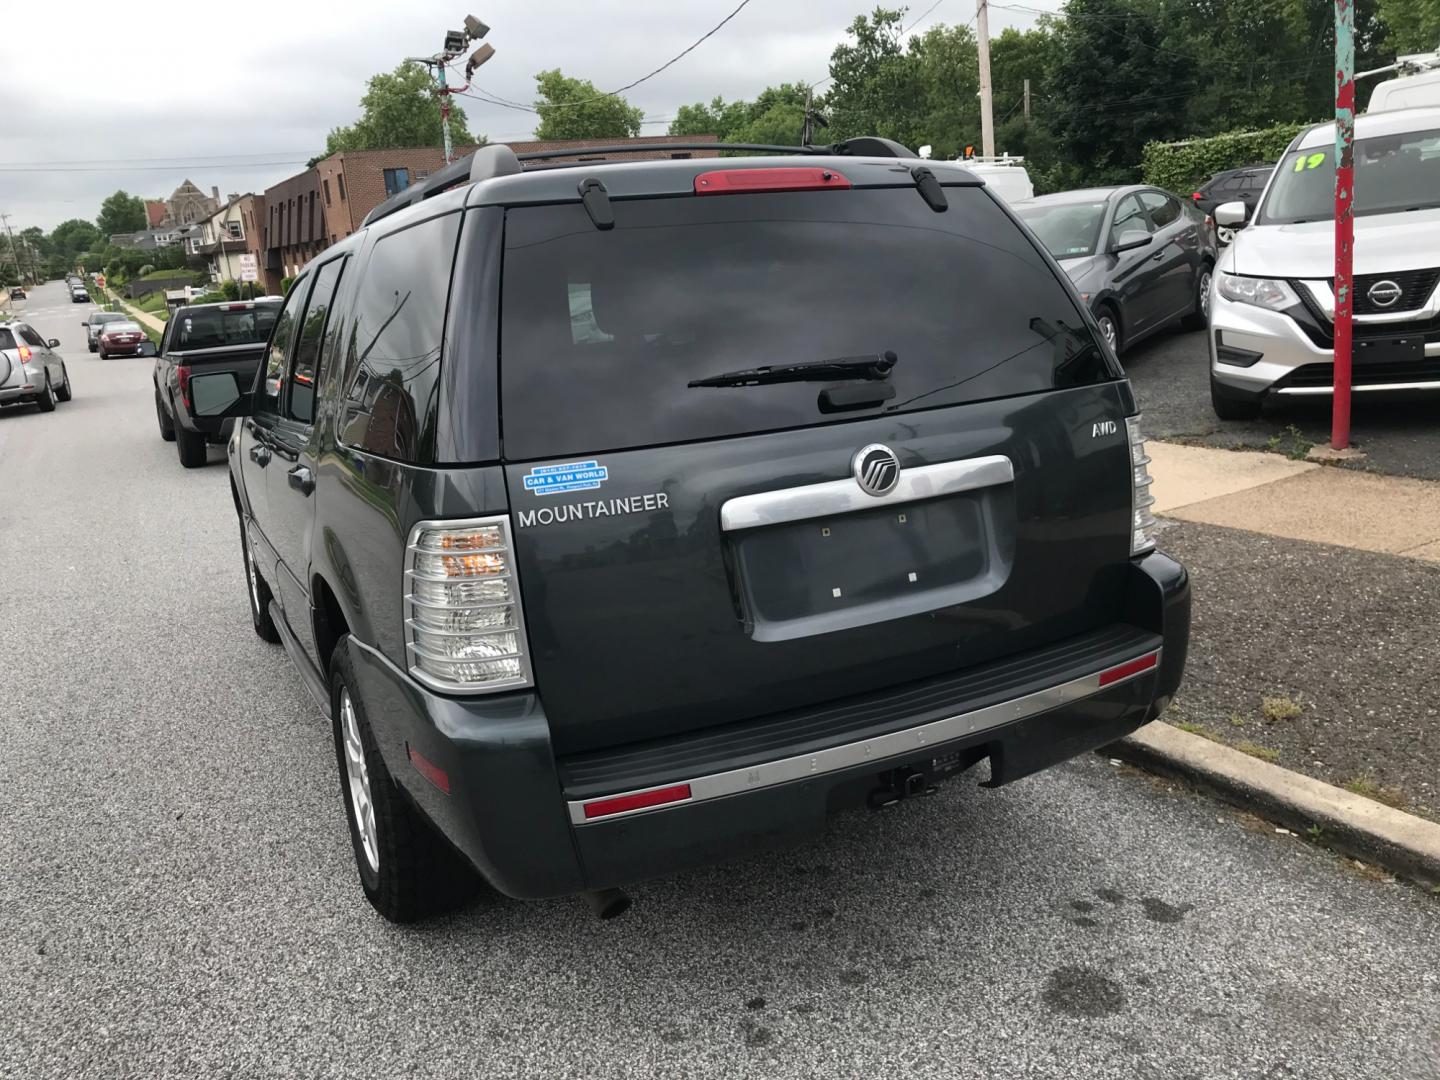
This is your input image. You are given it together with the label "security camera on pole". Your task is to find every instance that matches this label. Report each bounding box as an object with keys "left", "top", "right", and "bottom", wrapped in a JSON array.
[{"left": 407, "top": 15, "right": 495, "bottom": 166}]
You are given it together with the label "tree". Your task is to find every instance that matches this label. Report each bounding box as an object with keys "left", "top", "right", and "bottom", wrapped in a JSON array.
[
  {"left": 97, "top": 191, "right": 147, "bottom": 236},
  {"left": 533, "top": 70, "right": 643, "bottom": 140},
  {"left": 669, "top": 84, "right": 818, "bottom": 145},
  {"left": 49, "top": 219, "right": 102, "bottom": 260},
  {"left": 324, "top": 62, "right": 477, "bottom": 157},
  {"left": 1376, "top": 0, "right": 1440, "bottom": 53},
  {"left": 19, "top": 226, "right": 48, "bottom": 257}
]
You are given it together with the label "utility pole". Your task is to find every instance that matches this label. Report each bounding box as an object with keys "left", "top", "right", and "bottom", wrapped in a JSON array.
[
  {"left": 409, "top": 15, "right": 493, "bottom": 168},
  {"left": 437, "top": 62, "right": 454, "bottom": 164},
  {"left": 976, "top": 0, "right": 995, "bottom": 157},
  {"left": 0, "top": 213, "right": 22, "bottom": 283},
  {"left": 1331, "top": 0, "right": 1356, "bottom": 451},
  {"left": 801, "top": 86, "right": 812, "bottom": 146},
  {"left": 1023, "top": 78, "right": 1031, "bottom": 120}
]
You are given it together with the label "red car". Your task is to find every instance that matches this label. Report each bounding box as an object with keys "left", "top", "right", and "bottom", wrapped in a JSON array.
[{"left": 98, "top": 321, "right": 147, "bottom": 358}]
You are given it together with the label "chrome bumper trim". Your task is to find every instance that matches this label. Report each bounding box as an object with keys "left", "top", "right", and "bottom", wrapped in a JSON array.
[
  {"left": 567, "top": 647, "right": 1161, "bottom": 825},
  {"left": 719, "top": 454, "right": 1014, "bottom": 532},
  {"left": 1275, "top": 380, "right": 1440, "bottom": 395}
]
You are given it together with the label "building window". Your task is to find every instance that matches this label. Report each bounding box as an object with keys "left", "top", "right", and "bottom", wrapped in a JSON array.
[
  {"left": 670, "top": 153, "right": 692, "bottom": 160},
  {"left": 337, "top": 174, "right": 347, "bottom": 201},
  {"left": 415, "top": 170, "right": 430, "bottom": 181},
  {"left": 383, "top": 168, "right": 410, "bottom": 196},
  {"left": 323, "top": 178, "right": 332, "bottom": 205},
  {"left": 226, "top": 221, "right": 243, "bottom": 240}
]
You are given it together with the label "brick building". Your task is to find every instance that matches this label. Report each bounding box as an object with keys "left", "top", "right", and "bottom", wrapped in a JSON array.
[
  {"left": 260, "top": 169, "right": 327, "bottom": 294},
  {"left": 263, "top": 135, "right": 719, "bottom": 291}
]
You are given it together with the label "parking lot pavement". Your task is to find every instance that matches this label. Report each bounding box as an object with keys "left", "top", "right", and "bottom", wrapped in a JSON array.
[
  {"left": 3, "top": 282, "right": 1439, "bottom": 1080},
  {"left": 1123, "top": 325, "right": 1440, "bottom": 482}
]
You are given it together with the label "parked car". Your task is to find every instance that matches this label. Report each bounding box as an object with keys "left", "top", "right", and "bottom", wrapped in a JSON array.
[
  {"left": 83, "top": 311, "right": 128, "bottom": 350},
  {"left": 1209, "top": 106, "right": 1440, "bottom": 418},
  {"left": 0, "top": 319, "right": 72, "bottom": 412},
  {"left": 1191, "top": 164, "right": 1274, "bottom": 216},
  {"left": 1013, "top": 185, "right": 1217, "bottom": 354},
  {"left": 71, "top": 287, "right": 89, "bottom": 304},
  {"left": 194, "top": 140, "right": 1190, "bottom": 924},
  {"left": 153, "top": 299, "right": 281, "bottom": 467},
  {"left": 97, "top": 320, "right": 147, "bottom": 359},
  {"left": 9, "top": 286, "right": 26, "bottom": 301}
]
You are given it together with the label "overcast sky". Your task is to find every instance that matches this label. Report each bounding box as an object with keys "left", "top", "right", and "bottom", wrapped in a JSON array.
[{"left": 0, "top": 0, "right": 1059, "bottom": 232}]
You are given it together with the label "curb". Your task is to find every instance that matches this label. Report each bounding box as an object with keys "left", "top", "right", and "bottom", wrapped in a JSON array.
[{"left": 1111, "top": 721, "right": 1440, "bottom": 890}]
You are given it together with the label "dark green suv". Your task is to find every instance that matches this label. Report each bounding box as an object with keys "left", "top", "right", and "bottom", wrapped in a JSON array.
[{"left": 199, "top": 139, "right": 1190, "bottom": 923}]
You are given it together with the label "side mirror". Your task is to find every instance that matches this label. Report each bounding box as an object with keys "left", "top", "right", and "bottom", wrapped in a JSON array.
[
  {"left": 189, "top": 371, "right": 254, "bottom": 419},
  {"left": 1111, "top": 230, "right": 1153, "bottom": 254},
  {"left": 1214, "top": 201, "right": 1248, "bottom": 227},
  {"left": 47, "top": 338, "right": 60, "bottom": 348}
]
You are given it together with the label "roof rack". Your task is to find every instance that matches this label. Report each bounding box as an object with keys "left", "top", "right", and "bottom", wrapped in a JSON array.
[{"left": 360, "top": 137, "right": 917, "bottom": 227}]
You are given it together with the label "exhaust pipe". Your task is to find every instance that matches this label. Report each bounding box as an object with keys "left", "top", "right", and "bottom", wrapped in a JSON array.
[{"left": 583, "top": 887, "right": 631, "bottom": 920}]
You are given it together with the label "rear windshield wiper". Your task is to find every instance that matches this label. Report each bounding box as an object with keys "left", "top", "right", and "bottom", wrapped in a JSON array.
[{"left": 688, "top": 351, "right": 898, "bottom": 388}]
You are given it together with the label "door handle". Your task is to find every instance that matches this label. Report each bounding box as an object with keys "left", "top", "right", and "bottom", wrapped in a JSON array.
[
  {"left": 249, "top": 444, "right": 271, "bottom": 467},
  {"left": 287, "top": 465, "right": 315, "bottom": 496},
  {"left": 1151, "top": 251, "right": 1166, "bottom": 261}
]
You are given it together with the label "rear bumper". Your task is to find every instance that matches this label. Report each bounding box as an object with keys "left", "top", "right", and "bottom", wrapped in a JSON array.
[{"left": 348, "top": 552, "right": 1189, "bottom": 900}]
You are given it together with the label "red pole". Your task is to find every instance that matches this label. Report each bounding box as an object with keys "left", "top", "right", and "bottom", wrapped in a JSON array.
[{"left": 1332, "top": 0, "right": 1355, "bottom": 450}]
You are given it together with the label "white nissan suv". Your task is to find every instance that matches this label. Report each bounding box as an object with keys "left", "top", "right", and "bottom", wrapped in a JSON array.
[{"left": 1208, "top": 105, "right": 1440, "bottom": 418}]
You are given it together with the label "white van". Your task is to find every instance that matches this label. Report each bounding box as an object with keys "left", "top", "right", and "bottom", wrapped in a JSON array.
[
  {"left": 918, "top": 147, "right": 1034, "bottom": 203},
  {"left": 1366, "top": 52, "right": 1440, "bottom": 113}
]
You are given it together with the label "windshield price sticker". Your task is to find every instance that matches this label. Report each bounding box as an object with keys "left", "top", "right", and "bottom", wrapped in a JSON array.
[
  {"left": 1294, "top": 152, "right": 1328, "bottom": 172},
  {"left": 523, "top": 460, "right": 609, "bottom": 496}
]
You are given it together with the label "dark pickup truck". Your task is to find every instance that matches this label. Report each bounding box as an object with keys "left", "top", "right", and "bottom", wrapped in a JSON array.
[{"left": 154, "top": 300, "right": 281, "bottom": 468}]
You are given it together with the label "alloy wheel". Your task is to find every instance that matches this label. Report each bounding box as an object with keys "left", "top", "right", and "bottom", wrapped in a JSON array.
[
  {"left": 341, "top": 689, "right": 379, "bottom": 874},
  {"left": 1099, "top": 316, "right": 1118, "bottom": 353},
  {"left": 1199, "top": 270, "right": 1213, "bottom": 319}
]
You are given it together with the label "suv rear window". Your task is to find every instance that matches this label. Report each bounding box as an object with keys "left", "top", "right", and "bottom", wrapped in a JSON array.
[
  {"left": 0, "top": 329, "right": 15, "bottom": 350},
  {"left": 174, "top": 305, "right": 279, "bottom": 349},
  {"left": 499, "top": 187, "right": 1108, "bottom": 460}
]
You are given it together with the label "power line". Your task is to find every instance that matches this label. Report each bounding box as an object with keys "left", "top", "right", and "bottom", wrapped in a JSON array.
[
  {"left": 456, "top": 1, "right": 757, "bottom": 115},
  {"left": 0, "top": 161, "right": 309, "bottom": 173},
  {"left": 3, "top": 151, "right": 317, "bottom": 167}
]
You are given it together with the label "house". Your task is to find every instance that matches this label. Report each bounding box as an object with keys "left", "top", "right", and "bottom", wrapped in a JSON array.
[
  {"left": 145, "top": 200, "right": 167, "bottom": 228},
  {"left": 158, "top": 180, "right": 220, "bottom": 227},
  {"left": 192, "top": 194, "right": 263, "bottom": 284},
  {"left": 260, "top": 169, "right": 327, "bottom": 294}
]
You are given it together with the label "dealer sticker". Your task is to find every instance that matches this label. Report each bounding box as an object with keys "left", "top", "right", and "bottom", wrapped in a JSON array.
[{"left": 523, "top": 460, "right": 609, "bottom": 496}]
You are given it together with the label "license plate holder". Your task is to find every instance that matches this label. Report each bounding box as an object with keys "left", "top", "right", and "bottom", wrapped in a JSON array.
[{"left": 1354, "top": 334, "right": 1424, "bottom": 364}]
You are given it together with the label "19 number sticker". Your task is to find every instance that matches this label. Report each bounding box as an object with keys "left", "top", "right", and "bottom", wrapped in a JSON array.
[{"left": 1293, "top": 152, "right": 1327, "bottom": 172}]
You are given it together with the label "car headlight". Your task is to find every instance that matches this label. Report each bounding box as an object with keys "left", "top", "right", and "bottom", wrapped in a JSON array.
[{"left": 1217, "top": 273, "right": 1299, "bottom": 312}]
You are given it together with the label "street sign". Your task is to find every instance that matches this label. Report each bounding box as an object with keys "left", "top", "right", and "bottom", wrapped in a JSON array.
[{"left": 238, "top": 253, "right": 259, "bottom": 283}]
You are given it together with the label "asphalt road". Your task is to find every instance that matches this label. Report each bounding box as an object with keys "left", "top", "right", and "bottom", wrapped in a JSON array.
[
  {"left": 3, "top": 280, "right": 1439, "bottom": 1080},
  {"left": 1122, "top": 323, "right": 1440, "bottom": 481}
]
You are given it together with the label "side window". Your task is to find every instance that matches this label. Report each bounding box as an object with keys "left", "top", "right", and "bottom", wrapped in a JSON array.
[
  {"left": 18, "top": 325, "right": 45, "bottom": 347},
  {"left": 1109, "top": 195, "right": 1152, "bottom": 246},
  {"left": 0, "top": 328, "right": 16, "bottom": 350},
  {"left": 256, "top": 280, "right": 309, "bottom": 416},
  {"left": 1140, "top": 191, "right": 1181, "bottom": 228},
  {"left": 339, "top": 212, "right": 460, "bottom": 462},
  {"left": 286, "top": 257, "right": 346, "bottom": 424}
]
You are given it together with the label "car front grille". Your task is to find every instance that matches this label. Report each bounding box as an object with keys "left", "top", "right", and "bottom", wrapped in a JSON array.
[
  {"left": 1277, "top": 358, "right": 1440, "bottom": 389},
  {"left": 1291, "top": 287, "right": 1440, "bottom": 348},
  {"left": 1306, "top": 267, "right": 1440, "bottom": 315}
]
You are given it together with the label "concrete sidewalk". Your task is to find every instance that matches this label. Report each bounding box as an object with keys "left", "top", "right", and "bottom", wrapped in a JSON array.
[
  {"left": 1148, "top": 441, "right": 1440, "bottom": 564},
  {"left": 104, "top": 288, "right": 166, "bottom": 335}
]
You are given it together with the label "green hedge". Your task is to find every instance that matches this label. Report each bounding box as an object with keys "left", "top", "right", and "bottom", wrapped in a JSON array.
[{"left": 1141, "top": 123, "right": 1309, "bottom": 195}]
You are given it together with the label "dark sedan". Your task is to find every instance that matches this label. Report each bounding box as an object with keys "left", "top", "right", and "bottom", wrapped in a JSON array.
[{"left": 1014, "top": 186, "right": 1217, "bottom": 354}]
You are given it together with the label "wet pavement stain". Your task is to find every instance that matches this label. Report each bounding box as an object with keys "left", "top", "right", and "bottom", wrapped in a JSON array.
[
  {"left": 741, "top": 1018, "right": 773, "bottom": 1047},
  {"left": 1070, "top": 916, "right": 1100, "bottom": 928},
  {"left": 1096, "top": 887, "right": 1126, "bottom": 904},
  {"left": 838, "top": 969, "right": 868, "bottom": 987},
  {"left": 745, "top": 997, "right": 767, "bottom": 1011},
  {"left": 1141, "top": 897, "right": 1194, "bottom": 924},
  {"left": 1070, "top": 900, "right": 1097, "bottom": 913},
  {"left": 1042, "top": 965, "right": 1126, "bottom": 1018}
]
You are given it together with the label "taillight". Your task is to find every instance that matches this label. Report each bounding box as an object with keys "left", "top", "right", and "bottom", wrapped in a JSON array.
[
  {"left": 1127, "top": 416, "right": 1157, "bottom": 556},
  {"left": 404, "top": 516, "right": 532, "bottom": 693},
  {"left": 1191, "top": 191, "right": 1203, "bottom": 201},
  {"left": 176, "top": 364, "right": 192, "bottom": 409},
  {"left": 16, "top": 345, "right": 31, "bottom": 362},
  {"left": 694, "top": 167, "right": 851, "bottom": 195}
]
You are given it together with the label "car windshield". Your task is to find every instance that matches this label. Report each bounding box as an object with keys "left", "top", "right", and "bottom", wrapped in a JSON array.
[
  {"left": 1259, "top": 127, "right": 1440, "bottom": 223},
  {"left": 1013, "top": 200, "right": 1109, "bottom": 258},
  {"left": 174, "top": 305, "right": 279, "bottom": 349},
  {"left": 105, "top": 322, "right": 141, "bottom": 333}
]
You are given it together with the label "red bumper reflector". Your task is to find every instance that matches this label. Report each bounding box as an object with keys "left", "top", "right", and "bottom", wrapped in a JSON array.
[
  {"left": 407, "top": 745, "right": 451, "bottom": 794},
  {"left": 1098, "top": 652, "right": 1159, "bottom": 687},
  {"left": 583, "top": 783, "right": 692, "bottom": 820},
  {"left": 694, "top": 167, "right": 851, "bottom": 196}
]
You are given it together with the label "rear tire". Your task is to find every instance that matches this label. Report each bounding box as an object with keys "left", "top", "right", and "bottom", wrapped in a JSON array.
[
  {"left": 54, "top": 367, "right": 72, "bottom": 402},
  {"left": 1210, "top": 371, "right": 1264, "bottom": 420},
  {"left": 1096, "top": 305, "right": 1122, "bottom": 355},
  {"left": 156, "top": 392, "right": 175, "bottom": 440},
  {"left": 330, "top": 641, "right": 472, "bottom": 923},
  {"left": 35, "top": 377, "right": 56, "bottom": 413},
  {"left": 240, "top": 522, "right": 281, "bottom": 643},
  {"left": 176, "top": 424, "right": 208, "bottom": 468}
]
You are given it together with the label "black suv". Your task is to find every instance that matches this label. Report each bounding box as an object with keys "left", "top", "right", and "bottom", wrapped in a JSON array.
[{"left": 200, "top": 140, "right": 1190, "bottom": 923}]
